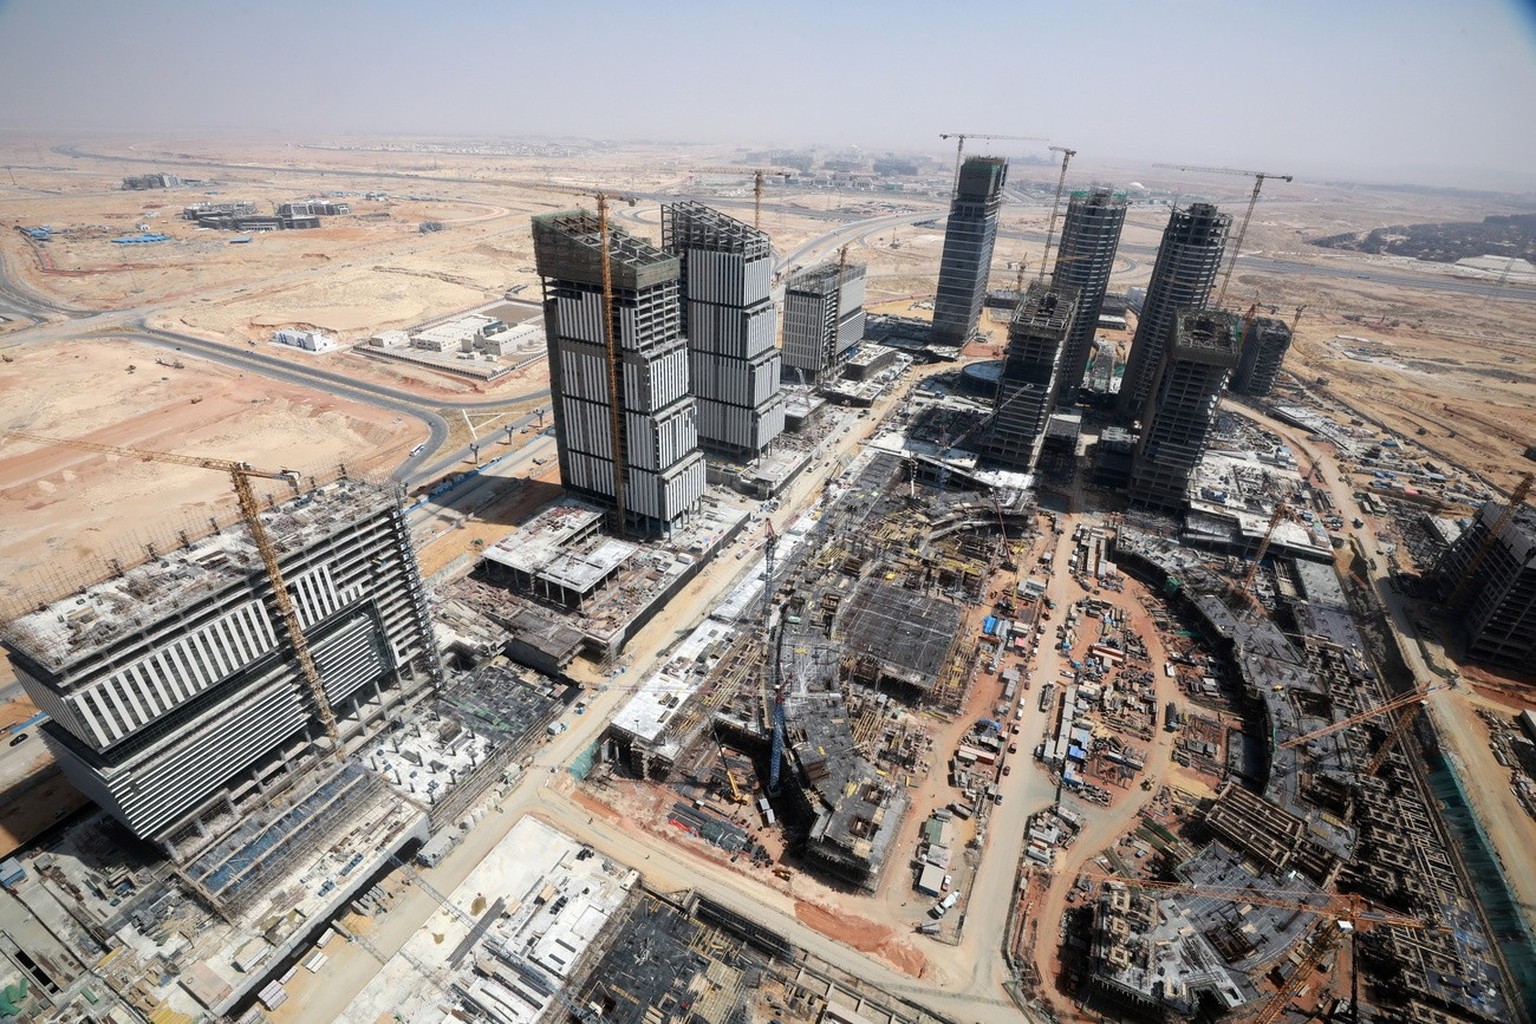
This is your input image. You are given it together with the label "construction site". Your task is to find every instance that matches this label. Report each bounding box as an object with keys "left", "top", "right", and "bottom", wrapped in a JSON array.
[{"left": 1, "top": 120, "right": 1534, "bottom": 1024}]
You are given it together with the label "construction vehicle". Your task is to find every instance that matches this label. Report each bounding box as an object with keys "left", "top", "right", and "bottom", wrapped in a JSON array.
[
  {"left": 3, "top": 430, "right": 341, "bottom": 746},
  {"left": 938, "top": 132, "right": 1050, "bottom": 197},
  {"left": 1150, "top": 163, "right": 1293, "bottom": 305}
]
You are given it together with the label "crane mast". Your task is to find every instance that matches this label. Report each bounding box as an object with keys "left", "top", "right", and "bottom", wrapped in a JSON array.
[
  {"left": 938, "top": 132, "right": 1050, "bottom": 197},
  {"left": 1151, "top": 163, "right": 1292, "bottom": 305},
  {"left": 4, "top": 430, "right": 342, "bottom": 746},
  {"left": 1037, "top": 145, "right": 1077, "bottom": 282}
]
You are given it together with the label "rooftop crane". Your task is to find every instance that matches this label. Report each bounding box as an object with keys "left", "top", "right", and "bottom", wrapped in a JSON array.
[
  {"left": 1037, "top": 145, "right": 1077, "bottom": 282},
  {"left": 1445, "top": 471, "right": 1534, "bottom": 608},
  {"left": 938, "top": 132, "right": 1049, "bottom": 197},
  {"left": 1151, "top": 163, "right": 1293, "bottom": 306},
  {"left": 3, "top": 429, "right": 340, "bottom": 746}
]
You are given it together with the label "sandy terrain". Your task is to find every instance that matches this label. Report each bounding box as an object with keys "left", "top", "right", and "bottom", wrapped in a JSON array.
[{"left": 0, "top": 336, "right": 410, "bottom": 609}]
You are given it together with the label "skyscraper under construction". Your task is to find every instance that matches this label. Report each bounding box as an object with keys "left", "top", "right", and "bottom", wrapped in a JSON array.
[
  {"left": 781, "top": 260, "right": 867, "bottom": 384},
  {"left": 984, "top": 281, "right": 1078, "bottom": 473},
  {"left": 930, "top": 156, "right": 1008, "bottom": 348},
  {"left": 1118, "top": 203, "right": 1230, "bottom": 420},
  {"left": 1050, "top": 187, "right": 1127, "bottom": 404},
  {"left": 532, "top": 211, "right": 706, "bottom": 535},
  {"left": 661, "top": 202, "right": 785, "bottom": 459},
  {"left": 1127, "top": 309, "right": 1241, "bottom": 512},
  {"left": 1232, "top": 315, "right": 1293, "bottom": 396}
]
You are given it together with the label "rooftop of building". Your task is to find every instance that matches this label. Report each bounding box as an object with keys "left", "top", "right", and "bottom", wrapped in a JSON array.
[
  {"left": 1069, "top": 186, "right": 1129, "bottom": 206},
  {"left": 3, "top": 477, "right": 397, "bottom": 672},
  {"left": 1011, "top": 280, "right": 1079, "bottom": 333},
  {"left": 531, "top": 210, "right": 679, "bottom": 290},
  {"left": 787, "top": 259, "right": 867, "bottom": 293},
  {"left": 9, "top": 766, "right": 425, "bottom": 1019},
  {"left": 411, "top": 313, "right": 497, "bottom": 345},
  {"left": 339, "top": 816, "right": 638, "bottom": 1024},
  {"left": 1171, "top": 309, "right": 1242, "bottom": 364},
  {"left": 482, "top": 502, "right": 641, "bottom": 595},
  {"left": 661, "top": 201, "right": 771, "bottom": 260}
]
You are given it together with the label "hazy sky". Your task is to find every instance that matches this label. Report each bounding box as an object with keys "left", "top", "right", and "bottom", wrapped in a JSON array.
[{"left": 2, "top": 0, "right": 1534, "bottom": 189}]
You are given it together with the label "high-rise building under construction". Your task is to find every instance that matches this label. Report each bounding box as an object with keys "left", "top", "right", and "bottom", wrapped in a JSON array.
[
  {"left": 1118, "top": 203, "right": 1230, "bottom": 419},
  {"left": 984, "top": 281, "right": 1078, "bottom": 473},
  {"left": 1127, "top": 310, "right": 1241, "bottom": 512},
  {"left": 1232, "top": 315, "right": 1293, "bottom": 396},
  {"left": 930, "top": 156, "right": 1008, "bottom": 348},
  {"left": 1, "top": 479, "right": 441, "bottom": 857},
  {"left": 1436, "top": 499, "right": 1536, "bottom": 670},
  {"left": 532, "top": 211, "right": 706, "bottom": 534},
  {"left": 1050, "top": 187, "right": 1127, "bottom": 404},
  {"left": 661, "top": 202, "right": 785, "bottom": 459},
  {"left": 781, "top": 260, "right": 867, "bottom": 383}
]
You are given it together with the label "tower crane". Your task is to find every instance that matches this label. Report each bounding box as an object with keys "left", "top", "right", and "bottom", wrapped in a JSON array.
[
  {"left": 760, "top": 518, "right": 790, "bottom": 796},
  {"left": 515, "top": 180, "right": 639, "bottom": 537},
  {"left": 1235, "top": 502, "right": 1288, "bottom": 606},
  {"left": 683, "top": 166, "right": 795, "bottom": 229},
  {"left": 1037, "top": 145, "right": 1077, "bottom": 282},
  {"left": 3, "top": 430, "right": 340, "bottom": 746},
  {"left": 938, "top": 132, "right": 1049, "bottom": 197},
  {"left": 1151, "top": 164, "right": 1293, "bottom": 306},
  {"left": 1445, "top": 471, "right": 1534, "bottom": 608},
  {"left": 1276, "top": 681, "right": 1451, "bottom": 751}
]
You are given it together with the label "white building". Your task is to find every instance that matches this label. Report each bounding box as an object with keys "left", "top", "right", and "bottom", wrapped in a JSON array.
[
  {"left": 273, "top": 328, "right": 337, "bottom": 352},
  {"left": 662, "top": 202, "right": 785, "bottom": 459},
  {"left": 411, "top": 314, "right": 497, "bottom": 353},
  {"left": 782, "top": 260, "right": 866, "bottom": 384}
]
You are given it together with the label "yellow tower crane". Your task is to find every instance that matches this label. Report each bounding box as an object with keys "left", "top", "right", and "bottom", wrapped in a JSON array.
[
  {"left": 938, "top": 132, "right": 1049, "bottom": 197},
  {"left": 683, "top": 166, "right": 795, "bottom": 229},
  {"left": 1234, "top": 502, "right": 1288, "bottom": 608},
  {"left": 508, "top": 178, "right": 639, "bottom": 536},
  {"left": 1151, "top": 163, "right": 1293, "bottom": 306},
  {"left": 3, "top": 430, "right": 341, "bottom": 745},
  {"left": 1276, "top": 682, "right": 1451, "bottom": 751}
]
